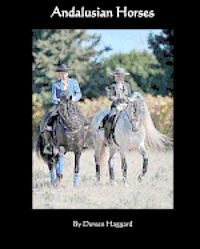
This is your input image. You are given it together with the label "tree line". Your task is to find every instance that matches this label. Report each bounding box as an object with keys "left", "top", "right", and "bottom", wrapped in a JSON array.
[{"left": 32, "top": 29, "right": 174, "bottom": 112}]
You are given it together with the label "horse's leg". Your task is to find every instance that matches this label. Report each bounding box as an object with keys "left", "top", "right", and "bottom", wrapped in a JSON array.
[
  {"left": 120, "top": 152, "right": 129, "bottom": 186},
  {"left": 55, "top": 146, "right": 65, "bottom": 181},
  {"left": 56, "top": 156, "right": 64, "bottom": 182},
  {"left": 48, "top": 161, "right": 57, "bottom": 185},
  {"left": 95, "top": 154, "right": 100, "bottom": 182},
  {"left": 94, "top": 142, "right": 103, "bottom": 182},
  {"left": 73, "top": 150, "right": 81, "bottom": 186},
  {"left": 93, "top": 134, "right": 106, "bottom": 183},
  {"left": 137, "top": 144, "right": 148, "bottom": 182},
  {"left": 108, "top": 147, "right": 117, "bottom": 185},
  {"left": 54, "top": 120, "right": 65, "bottom": 182}
]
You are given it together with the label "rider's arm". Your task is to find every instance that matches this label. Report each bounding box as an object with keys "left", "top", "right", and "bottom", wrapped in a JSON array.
[
  {"left": 72, "top": 80, "right": 82, "bottom": 102},
  {"left": 51, "top": 83, "right": 60, "bottom": 104},
  {"left": 106, "top": 84, "right": 118, "bottom": 101},
  {"left": 126, "top": 83, "right": 134, "bottom": 102},
  {"left": 127, "top": 83, "right": 132, "bottom": 97}
]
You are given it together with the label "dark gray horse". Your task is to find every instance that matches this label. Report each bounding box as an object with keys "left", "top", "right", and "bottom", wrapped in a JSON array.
[{"left": 36, "top": 94, "right": 86, "bottom": 186}]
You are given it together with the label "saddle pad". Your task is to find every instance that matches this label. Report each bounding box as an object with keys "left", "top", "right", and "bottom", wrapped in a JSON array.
[{"left": 40, "top": 109, "right": 59, "bottom": 133}]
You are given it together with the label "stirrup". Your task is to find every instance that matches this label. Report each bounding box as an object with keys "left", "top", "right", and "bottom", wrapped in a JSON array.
[{"left": 43, "top": 145, "right": 52, "bottom": 155}]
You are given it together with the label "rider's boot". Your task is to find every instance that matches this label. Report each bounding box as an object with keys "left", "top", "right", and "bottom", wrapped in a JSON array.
[
  {"left": 99, "top": 114, "right": 109, "bottom": 129},
  {"left": 104, "top": 115, "right": 115, "bottom": 145}
]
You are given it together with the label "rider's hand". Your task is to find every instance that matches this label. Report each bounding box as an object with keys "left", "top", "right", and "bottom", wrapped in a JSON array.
[
  {"left": 69, "top": 95, "right": 76, "bottom": 102},
  {"left": 55, "top": 98, "right": 60, "bottom": 104}
]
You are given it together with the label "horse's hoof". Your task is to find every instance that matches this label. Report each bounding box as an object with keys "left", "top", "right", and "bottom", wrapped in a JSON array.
[
  {"left": 56, "top": 173, "right": 63, "bottom": 181},
  {"left": 137, "top": 175, "right": 142, "bottom": 182},
  {"left": 73, "top": 173, "right": 79, "bottom": 187},
  {"left": 94, "top": 180, "right": 100, "bottom": 186},
  {"left": 51, "top": 180, "right": 58, "bottom": 186},
  {"left": 110, "top": 180, "right": 118, "bottom": 186},
  {"left": 124, "top": 182, "right": 130, "bottom": 187}
]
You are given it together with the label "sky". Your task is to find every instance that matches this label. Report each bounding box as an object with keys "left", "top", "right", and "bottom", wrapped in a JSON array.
[{"left": 86, "top": 29, "right": 162, "bottom": 58}]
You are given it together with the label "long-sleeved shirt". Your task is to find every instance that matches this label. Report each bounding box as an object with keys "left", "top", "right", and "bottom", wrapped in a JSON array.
[{"left": 51, "top": 78, "right": 82, "bottom": 104}]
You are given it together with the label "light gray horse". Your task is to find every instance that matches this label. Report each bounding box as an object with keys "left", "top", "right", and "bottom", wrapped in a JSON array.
[{"left": 91, "top": 92, "right": 173, "bottom": 185}]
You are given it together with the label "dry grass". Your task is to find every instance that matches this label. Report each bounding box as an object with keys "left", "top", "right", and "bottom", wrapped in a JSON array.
[{"left": 32, "top": 149, "right": 173, "bottom": 209}]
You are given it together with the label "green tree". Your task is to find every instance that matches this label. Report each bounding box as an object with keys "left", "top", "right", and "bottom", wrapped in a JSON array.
[
  {"left": 81, "top": 59, "right": 111, "bottom": 99},
  {"left": 104, "top": 49, "right": 165, "bottom": 96},
  {"left": 148, "top": 29, "right": 174, "bottom": 96},
  {"left": 32, "top": 29, "right": 111, "bottom": 111}
]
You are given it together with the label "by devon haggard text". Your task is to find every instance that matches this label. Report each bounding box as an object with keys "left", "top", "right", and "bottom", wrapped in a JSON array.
[{"left": 73, "top": 220, "right": 133, "bottom": 228}]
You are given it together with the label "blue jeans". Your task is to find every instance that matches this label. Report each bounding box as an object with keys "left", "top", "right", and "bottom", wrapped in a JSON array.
[{"left": 56, "top": 157, "right": 64, "bottom": 175}]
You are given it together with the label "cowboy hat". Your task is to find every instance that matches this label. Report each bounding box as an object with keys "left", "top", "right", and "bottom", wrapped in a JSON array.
[
  {"left": 110, "top": 68, "right": 130, "bottom": 76},
  {"left": 56, "top": 64, "right": 71, "bottom": 72}
]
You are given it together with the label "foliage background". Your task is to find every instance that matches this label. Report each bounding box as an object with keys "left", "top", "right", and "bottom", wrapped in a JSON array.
[{"left": 32, "top": 29, "right": 174, "bottom": 146}]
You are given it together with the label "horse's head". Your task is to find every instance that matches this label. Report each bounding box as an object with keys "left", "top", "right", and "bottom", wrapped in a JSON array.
[
  {"left": 59, "top": 92, "right": 72, "bottom": 117},
  {"left": 127, "top": 92, "right": 145, "bottom": 132},
  {"left": 58, "top": 92, "right": 81, "bottom": 130},
  {"left": 60, "top": 92, "right": 70, "bottom": 103}
]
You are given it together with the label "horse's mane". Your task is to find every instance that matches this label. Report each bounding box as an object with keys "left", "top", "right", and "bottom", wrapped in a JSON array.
[{"left": 59, "top": 100, "right": 83, "bottom": 131}]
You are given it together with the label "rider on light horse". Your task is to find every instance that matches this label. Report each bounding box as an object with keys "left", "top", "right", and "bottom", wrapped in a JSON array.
[{"left": 103, "top": 68, "right": 134, "bottom": 144}]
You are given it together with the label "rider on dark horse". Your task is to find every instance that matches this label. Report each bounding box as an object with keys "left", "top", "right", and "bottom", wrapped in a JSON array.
[
  {"left": 42, "top": 64, "right": 90, "bottom": 175},
  {"left": 103, "top": 68, "right": 133, "bottom": 145}
]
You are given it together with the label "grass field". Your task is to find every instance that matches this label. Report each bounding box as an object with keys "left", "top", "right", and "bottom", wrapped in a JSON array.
[{"left": 32, "top": 148, "right": 173, "bottom": 209}]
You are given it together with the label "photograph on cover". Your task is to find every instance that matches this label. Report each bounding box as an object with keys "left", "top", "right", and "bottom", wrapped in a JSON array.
[{"left": 32, "top": 29, "right": 174, "bottom": 209}]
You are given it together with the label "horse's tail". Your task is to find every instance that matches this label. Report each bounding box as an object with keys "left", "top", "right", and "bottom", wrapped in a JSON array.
[{"left": 143, "top": 102, "right": 173, "bottom": 152}]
